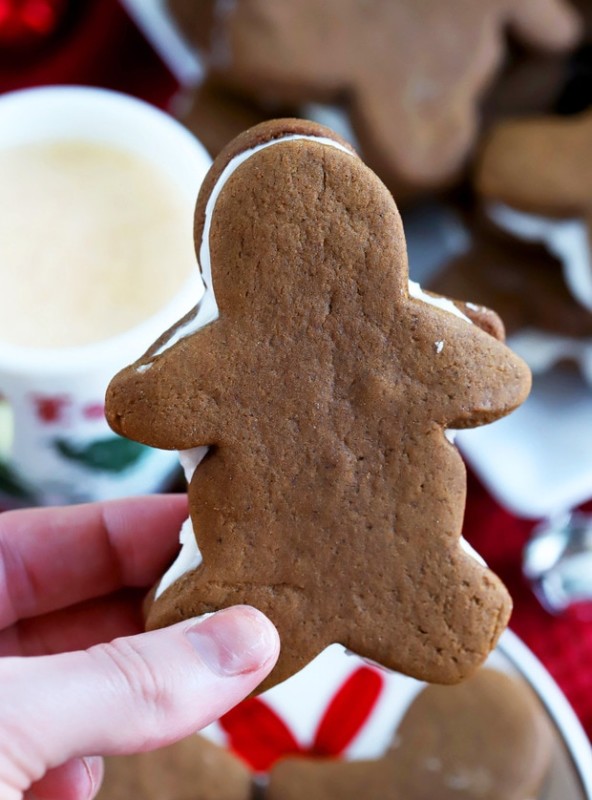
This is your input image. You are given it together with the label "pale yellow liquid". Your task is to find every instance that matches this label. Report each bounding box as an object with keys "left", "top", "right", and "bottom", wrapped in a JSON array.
[{"left": 0, "top": 140, "right": 196, "bottom": 348}]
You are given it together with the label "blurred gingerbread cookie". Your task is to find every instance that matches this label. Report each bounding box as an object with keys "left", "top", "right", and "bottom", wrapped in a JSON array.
[
  {"left": 266, "top": 668, "right": 554, "bottom": 800},
  {"left": 167, "top": 0, "right": 581, "bottom": 199},
  {"left": 98, "top": 735, "right": 253, "bottom": 800},
  {"left": 476, "top": 109, "right": 592, "bottom": 379}
]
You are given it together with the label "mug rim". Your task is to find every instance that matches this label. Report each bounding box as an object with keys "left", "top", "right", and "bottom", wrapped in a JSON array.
[{"left": 0, "top": 84, "right": 210, "bottom": 375}]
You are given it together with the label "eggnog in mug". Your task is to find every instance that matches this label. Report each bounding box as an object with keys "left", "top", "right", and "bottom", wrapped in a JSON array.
[
  {"left": 0, "top": 138, "right": 196, "bottom": 349},
  {"left": 0, "top": 86, "right": 212, "bottom": 507}
]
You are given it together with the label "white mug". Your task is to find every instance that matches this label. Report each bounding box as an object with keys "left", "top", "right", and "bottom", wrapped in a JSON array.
[{"left": 0, "top": 86, "right": 212, "bottom": 507}]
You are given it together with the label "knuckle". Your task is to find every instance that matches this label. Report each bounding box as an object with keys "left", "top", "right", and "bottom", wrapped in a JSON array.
[{"left": 93, "top": 638, "right": 174, "bottom": 727}]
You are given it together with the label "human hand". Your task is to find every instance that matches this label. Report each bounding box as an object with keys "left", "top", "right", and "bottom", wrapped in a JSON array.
[{"left": 0, "top": 495, "right": 279, "bottom": 800}]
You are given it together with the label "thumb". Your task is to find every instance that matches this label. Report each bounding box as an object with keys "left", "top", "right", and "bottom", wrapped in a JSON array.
[{"left": 0, "top": 606, "right": 279, "bottom": 795}]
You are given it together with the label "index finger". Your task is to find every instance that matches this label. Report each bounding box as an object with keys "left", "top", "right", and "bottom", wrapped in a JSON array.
[{"left": 0, "top": 494, "right": 188, "bottom": 628}]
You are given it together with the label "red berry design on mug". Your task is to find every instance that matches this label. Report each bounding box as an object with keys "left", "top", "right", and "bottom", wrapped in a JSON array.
[{"left": 32, "top": 394, "right": 71, "bottom": 424}]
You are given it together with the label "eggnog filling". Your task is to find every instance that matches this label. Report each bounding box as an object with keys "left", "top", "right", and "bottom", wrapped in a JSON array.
[
  {"left": 153, "top": 133, "right": 479, "bottom": 597},
  {"left": 155, "top": 516, "right": 202, "bottom": 599}
]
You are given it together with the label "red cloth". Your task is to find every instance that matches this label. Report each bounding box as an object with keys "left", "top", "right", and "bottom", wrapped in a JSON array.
[
  {"left": 220, "top": 667, "right": 385, "bottom": 770},
  {"left": 0, "top": 0, "right": 178, "bottom": 105},
  {"left": 464, "top": 472, "right": 592, "bottom": 739},
  {"left": 1, "top": 0, "right": 590, "bottom": 743}
]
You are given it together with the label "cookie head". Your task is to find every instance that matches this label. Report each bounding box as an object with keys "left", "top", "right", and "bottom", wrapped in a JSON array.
[
  {"left": 106, "top": 119, "right": 530, "bottom": 692},
  {"left": 388, "top": 668, "right": 555, "bottom": 800}
]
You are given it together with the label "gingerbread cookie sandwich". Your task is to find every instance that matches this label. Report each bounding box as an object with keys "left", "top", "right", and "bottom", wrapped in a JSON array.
[
  {"left": 266, "top": 668, "right": 554, "bottom": 800},
  {"left": 166, "top": 0, "right": 581, "bottom": 199},
  {"left": 106, "top": 119, "right": 530, "bottom": 692},
  {"left": 476, "top": 109, "right": 592, "bottom": 381}
]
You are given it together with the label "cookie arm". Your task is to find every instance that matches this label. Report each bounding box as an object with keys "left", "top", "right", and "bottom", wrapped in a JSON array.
[
  {"left": 105, "top": 325, "right": 223, "bottom": 451},
  {"left": 477, "top": 115, "right": 592, "bottom": 217},
  {"left": 404, "top": 297, "right": 531, "bottom": 429},
  {"left": 438, "top": 329, "right": 531, "bottom": 429}
]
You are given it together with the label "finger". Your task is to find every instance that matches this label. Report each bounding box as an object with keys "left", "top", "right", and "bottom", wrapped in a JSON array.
[
  {"left": 0, "top": 494, "right": 187, "bottom": 628},
  {"left": 508, "top": 0, "right": 582, "bottom": 52},
  {"left": 0, "top": 589, "right": 145, "bottom": 657},
  {"left": 25, "top": 757, "right": 103, "bottom": 800},
  {"left": 1, "top": 606, "right": 279, "bottom": 795}
]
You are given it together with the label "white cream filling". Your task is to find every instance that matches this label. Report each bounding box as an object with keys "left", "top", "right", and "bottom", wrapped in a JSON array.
[
  {"left": 155, "top": 446, "right": 208, "bottom": 599},
  {"left": 156, "top": 516, "right": 202, "bottom": 598},
  {"left": 460, "top": 536, "right": 487, "bottom": 567},
  {"left": 150, "top": 133, "right": 478, "bottom": 596},
  {"left": 509, "top": 328, "right": 592, "bottom": 385},
  {"left": 178, "top": 445, "right": 208, "bottom": 482},
  {"left": 489, "top": 203, "right": 592, "bottom": 313},
  {"left": 408, "top": 279, "right": 470, "bottom": 323}
]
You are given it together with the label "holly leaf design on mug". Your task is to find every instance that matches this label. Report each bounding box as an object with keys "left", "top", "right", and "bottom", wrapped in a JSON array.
[
  {"left": 54, "top": 436, "right": 148, "bottom": 473},
  {"left": 0, "top": 461, "right": 36, "bottom": 500}
]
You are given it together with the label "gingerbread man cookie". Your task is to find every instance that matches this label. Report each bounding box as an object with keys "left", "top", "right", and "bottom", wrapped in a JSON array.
[
  {"left": 106, "top": 119, "right": 530, "bottom": 692},
  {"left": 167, "top": 0, "right": 581, "bottom": 197},
  {"left": 266, "top": 669, "right": 554, "bottom": 800}
]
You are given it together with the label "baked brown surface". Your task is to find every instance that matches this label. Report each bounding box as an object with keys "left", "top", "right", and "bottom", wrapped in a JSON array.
[
  {"left": 106, "top": 119, "right": 530, "bottom": 692},
  {"left": 389, "top": 668, "right": 555, "bottom": 800},
  {"left": 97, "top": 735, "right": 253, "bottom": 800},
  {"left": 266, "top": 668, "right": 554, "bottom": 800},
  {"left": 476, "top": 109, "right": 592, "bottom": 217},
  {"left": 166, "top": 0, "right": 581, "bottom": 198}
]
